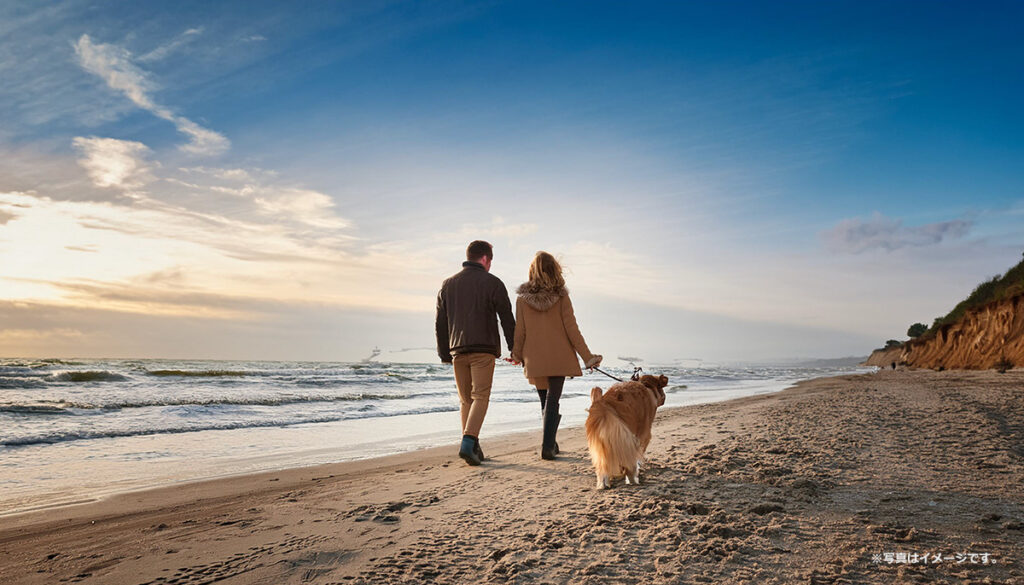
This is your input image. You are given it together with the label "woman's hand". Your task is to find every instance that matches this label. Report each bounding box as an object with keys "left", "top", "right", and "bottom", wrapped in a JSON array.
[{"left": 585, "top": 354, "right": 602, "bottom": 369}]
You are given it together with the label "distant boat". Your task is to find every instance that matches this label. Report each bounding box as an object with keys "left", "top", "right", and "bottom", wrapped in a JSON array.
[
  {"left": 618, "top": 356, "right": 644, "bottom": 363},
  {"left": 361, "top": 347, "right": 381, "bottom": 363}
]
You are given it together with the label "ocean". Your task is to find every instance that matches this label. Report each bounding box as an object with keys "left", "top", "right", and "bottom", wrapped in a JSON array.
[{"left": 0, "top": 358, "right": 869, "bottom": 514}]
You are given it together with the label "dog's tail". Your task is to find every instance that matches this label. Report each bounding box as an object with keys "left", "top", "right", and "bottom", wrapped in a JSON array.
[
  {"left": 586, "top": 404, "right": 640, "bottom": 478},
  {"left": 590, "top": 386, "right": 603, "bottom": 404}
]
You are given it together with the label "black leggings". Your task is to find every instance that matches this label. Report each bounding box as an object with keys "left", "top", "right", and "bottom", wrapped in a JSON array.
[{"left": 539, "top": 376, "right": 565, "bottom": 415}]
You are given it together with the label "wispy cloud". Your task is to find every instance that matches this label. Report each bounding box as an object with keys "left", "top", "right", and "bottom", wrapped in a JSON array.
[
  {"left": 0, "top": 172, "right": 418, "bottom": 321},
  {"left": 74, "top": 34, "right": 230, "bottom": 156},
  {"left": 449, "top": 216, "right": 538, "bottom": 240},
  {"left": 174, "top": 165, "right": 348, "bottom": 230},
  {"left": 821, "top": 212, "right": 973, "bottom": 254},
  {"left": 137, "top": 27, "right": 204, "bottom": 62},
  {"left": 38, "top": 277, "right": 262, "bottom": 320}
]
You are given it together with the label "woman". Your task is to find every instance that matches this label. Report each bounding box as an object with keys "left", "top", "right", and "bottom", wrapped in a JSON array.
[{"left": 511, "top": 251, "right": 601, "bottom": 460}]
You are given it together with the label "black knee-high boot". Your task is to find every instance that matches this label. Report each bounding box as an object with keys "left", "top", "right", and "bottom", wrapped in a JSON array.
[
  {"left": 541, "top": 376, "right": 564, "bottom": 460},
  {"left": 555, "top": 414, "right": 561, "bottom": 455},
  {"left": 536, "top": 388, "right": 558, "bottom": 454},
  {"left": 541, "top": 401, "right": 560, "bottom": 460}
]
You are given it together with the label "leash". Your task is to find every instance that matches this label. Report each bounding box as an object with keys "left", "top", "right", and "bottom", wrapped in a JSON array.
[
  {"left": 508, "top": 356, "right": 643, "bottom": 384},
  {"left": 590, "top": 366, "right": 643, "bottom": 383}
]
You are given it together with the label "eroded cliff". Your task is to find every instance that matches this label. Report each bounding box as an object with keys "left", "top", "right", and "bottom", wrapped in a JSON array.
[
  {"left": 862, "top": 347, "right": 903, "bottom": 368},
  {"left": 889, "top": 294, "right": 1024, "bottom": 370}
]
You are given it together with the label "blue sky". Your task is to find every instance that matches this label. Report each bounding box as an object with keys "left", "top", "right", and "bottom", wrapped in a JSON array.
[{"left": 1, "top": 0, "right": 1022, "bottom": 363}]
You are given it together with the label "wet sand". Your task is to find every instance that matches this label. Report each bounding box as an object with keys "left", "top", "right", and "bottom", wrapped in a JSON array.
[{"left": 1, "top": 370, "right": 1022, "bottom": 584}]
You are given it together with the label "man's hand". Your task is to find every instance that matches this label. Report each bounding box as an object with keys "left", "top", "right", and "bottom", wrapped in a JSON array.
[{"left": 504, "top": 355, "right": 522, "bottom": 366}]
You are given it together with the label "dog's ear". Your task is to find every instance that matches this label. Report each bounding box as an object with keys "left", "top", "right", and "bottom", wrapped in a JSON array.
[
  {"left": 640, "top": 374, "right": 665, "bottom": 391},
  {"left": 590, "top": 387, "right": 603, "bottom": 403}
]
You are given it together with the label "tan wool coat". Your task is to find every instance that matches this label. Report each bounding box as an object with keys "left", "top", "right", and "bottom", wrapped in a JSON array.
[{"left": 511, "top": 284, "right": 597, "bottom": 384}]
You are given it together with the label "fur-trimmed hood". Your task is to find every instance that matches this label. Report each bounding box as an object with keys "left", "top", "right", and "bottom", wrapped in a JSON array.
[{"left": 516, "top": 283, "right": 568, "bottom": 311}]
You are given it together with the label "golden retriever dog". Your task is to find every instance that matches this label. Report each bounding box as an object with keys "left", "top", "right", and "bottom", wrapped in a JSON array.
[{"left": 585, "top": 374, "right": 668, "bottom": 489}]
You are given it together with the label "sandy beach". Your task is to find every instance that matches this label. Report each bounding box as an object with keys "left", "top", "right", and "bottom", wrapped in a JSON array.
[{"left": 1, "top": 370, "right": 1022, "bottom": 584}]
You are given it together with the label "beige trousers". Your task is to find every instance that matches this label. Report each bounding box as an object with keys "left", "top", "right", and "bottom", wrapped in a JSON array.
[{"left": 452, "top": 352, "right": 495, "bottom": 437}]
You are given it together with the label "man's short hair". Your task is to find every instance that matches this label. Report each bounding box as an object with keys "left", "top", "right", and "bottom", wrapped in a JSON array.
[{"left": 466, "top": 240, "right": 493, "bottom": 261}]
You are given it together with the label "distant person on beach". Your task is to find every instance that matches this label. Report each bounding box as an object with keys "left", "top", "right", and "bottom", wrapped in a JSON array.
[
  {"left": 511, "top": 251, "right": 602, "bottom": 460},
  {"left": 435, "top": 240, "right": 516, "bottom": 466}
]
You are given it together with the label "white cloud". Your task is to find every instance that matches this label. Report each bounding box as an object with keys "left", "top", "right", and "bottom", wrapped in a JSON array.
[
  {"left": 73, "top": 35, "right": 157, "bottom": 111},
  {"left": 253, "top": 187, "right": 349, "bottom": 229},
  {"left": 821, "top": 212, "right": 972, "bottom": 254},
  {"left": 72, "top": 136, "right": 153, "bottom": 190},
  {"left": 0, "top": 188, "right": 406, "bottom": 318},
  {"left": 137, "top": 27, "right": 204, "bottom": 62},
  {"left": 74, "top": 34, "right": 230, "bottom": 156},
  {"left": 174, "top": 117, "right": 230, "bottom": 156},
  {"left": 183, "top": 167, "right": 259, "bottom": 182},
  {"left": 3, "top": 126, "right": 361, "bottom": 321},
  {"left": 174, "top": 165, "right": 348, "bottom": 229}
]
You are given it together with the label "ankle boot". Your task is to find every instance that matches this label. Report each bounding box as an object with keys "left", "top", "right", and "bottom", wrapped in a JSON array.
[
  {"left": 541, "top": 404, "right": 560, "bottom": 460},
  {"left": 459, "top": 435, "right": 482, "bottom": 466},
  {"left": 474, "top": 437, "right": 484, "bottom": 461}
]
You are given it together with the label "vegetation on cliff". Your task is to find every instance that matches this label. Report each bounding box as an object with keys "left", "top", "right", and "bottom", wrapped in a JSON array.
[{"left": 928, "top": 254, "right": 1024, "bottom": 334}]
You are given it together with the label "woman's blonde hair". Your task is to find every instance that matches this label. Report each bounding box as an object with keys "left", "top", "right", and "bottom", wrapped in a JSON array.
[{"left": 528, "top": 251, "right": 565, "bottom": 290}]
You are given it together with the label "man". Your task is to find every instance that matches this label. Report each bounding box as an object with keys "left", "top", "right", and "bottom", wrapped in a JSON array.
[{"left": 436, "top": 240, "right": 516, "bottom": 466}]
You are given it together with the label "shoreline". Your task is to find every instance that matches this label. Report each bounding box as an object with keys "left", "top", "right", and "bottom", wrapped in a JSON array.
[
  {"left": 2, "top": 369, "right": 1021, "bottom": 584},
  {"left": 0, "top": 386, "right": 772, "bottom": 523},
  {"left": 0, "top": 425, "right": 543, "bottom": 524},
  {"left": 1, "top": 369, "right": 829, "bottom": 517}
]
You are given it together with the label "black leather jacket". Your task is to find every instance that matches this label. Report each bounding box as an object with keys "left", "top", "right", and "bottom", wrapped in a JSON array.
[{"left": 435, "top": 262, "right": 515, "bottom": 362}]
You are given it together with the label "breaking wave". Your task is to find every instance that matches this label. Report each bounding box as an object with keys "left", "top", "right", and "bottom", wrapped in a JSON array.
[
  {"left": 36, "top": 358, "right": 86, "bottom": 366},
  {"left": 0, "top": 402, "right": 74, "bottom": 415},
  {"left": 146, "top": 370, "right": 249, "bottom": 377},
  {"left": 45, "top": 371, "right": 128, "bottom": 383}
]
